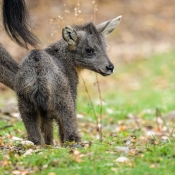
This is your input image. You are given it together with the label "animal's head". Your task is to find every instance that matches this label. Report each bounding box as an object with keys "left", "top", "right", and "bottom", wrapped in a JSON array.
[{"left": 62, "top": 16, "right": 122, "bottom": 76}]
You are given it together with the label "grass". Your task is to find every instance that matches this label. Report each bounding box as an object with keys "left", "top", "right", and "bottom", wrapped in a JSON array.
[{"left": 0, "top": 50, "right": 175, "bottom": 175}]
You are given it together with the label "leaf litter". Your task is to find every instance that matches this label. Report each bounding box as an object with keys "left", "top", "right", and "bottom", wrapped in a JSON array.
[{"left": 0, "top": 92, "right": 175, "bottom": 175}]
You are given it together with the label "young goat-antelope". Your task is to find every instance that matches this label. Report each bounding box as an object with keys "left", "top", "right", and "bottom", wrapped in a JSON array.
[{"left": 15, "top": 16, "right": 122, "bottom": 145}]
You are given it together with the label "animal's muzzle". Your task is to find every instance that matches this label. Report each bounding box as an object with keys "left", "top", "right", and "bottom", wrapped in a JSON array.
[{"left": 106, "top": 65, "right": 114, "bottom": 73}]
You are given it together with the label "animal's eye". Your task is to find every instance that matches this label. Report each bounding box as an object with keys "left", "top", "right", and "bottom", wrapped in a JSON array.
[{"left": 85, "top": 48, "right": 95, "bottom": 55}]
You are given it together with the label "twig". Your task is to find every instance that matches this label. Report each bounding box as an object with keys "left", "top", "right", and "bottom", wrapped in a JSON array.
[
  {"left": 80, "top": 73, "right": 100, "bottom": 134},
  {"left": 0, "top": 125, "right": 13, "bottom": 130},
  {"left": 132, "top": 115, "right": 141, "bottom": 130},
  {"left": 170, "top": 127, "right": 175, "bottom": 137},
  {"left": 156, "top": 108, "right": 171, "bottom": 134},
  {"left": 92, "top": 1, "right": 98, "bottom": 23},
  {"left": 155, "top": 108, "right": 161, "bottom": 131},
  {"left": 95, "top": 73, "right": 103, "bottom": 142}
]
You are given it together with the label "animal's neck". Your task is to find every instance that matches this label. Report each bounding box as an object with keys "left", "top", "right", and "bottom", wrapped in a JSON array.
[
  {"left": 45, "top": 40, "right": 80, "bottom": 102},
  {"left": 58, "top": 41, "right": 79, "bottom": 102},
  {"left": 59, "top": 41, "right": 84, "bottom": 75},
  {"left": 61, "top": 45, "right": 78, "bottom": 78},
  {"left": 64, "top": 51, "right": 79, "bottom": 102}
]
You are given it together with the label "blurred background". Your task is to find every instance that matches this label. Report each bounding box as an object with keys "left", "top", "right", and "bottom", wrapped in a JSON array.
[{"left": 0, "top": 0, "right": 174, "bottom": 60}]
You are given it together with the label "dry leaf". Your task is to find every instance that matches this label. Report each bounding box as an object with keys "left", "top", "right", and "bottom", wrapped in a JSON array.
[
  {"left": 23, "top": 149, "right": 33, "bottom": 157},
  {"left": 115, "top": 156, "right": 129, "bottom": 163}
]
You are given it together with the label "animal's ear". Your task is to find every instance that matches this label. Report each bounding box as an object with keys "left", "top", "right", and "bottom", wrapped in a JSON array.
[
  {"left": 96, "top": 16, "right": 122, "bottom": 36},
  {"left": 62, "top": 26, "right": 78, "bottom": 50}
]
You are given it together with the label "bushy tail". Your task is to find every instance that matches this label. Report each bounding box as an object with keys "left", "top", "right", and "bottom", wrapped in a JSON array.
[
  {"left": 2, "top": 0, "right": 40, "bottom": 48},
  {"left": 0, "top": 44, "right": 19, "bottom": 90}
]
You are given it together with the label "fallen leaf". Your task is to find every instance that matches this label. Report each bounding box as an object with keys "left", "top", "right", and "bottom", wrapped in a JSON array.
[
  {"left": 23, "top": 149, "right": 33, "bottom": 157},
  {"left": 115, "top": 156, "right": 129, "bottom": 163},
  {"left": 21, "top": 140, "right": 34, "bottom": 147},
  {"left": 11, "top": 136, "right": 23, "bottom": 141},
  {"left": 116, "top": 146, "right": 129, "bottom": 154},
  {"left": 48, "top": 173, "right": 56, "bottom": 175}
]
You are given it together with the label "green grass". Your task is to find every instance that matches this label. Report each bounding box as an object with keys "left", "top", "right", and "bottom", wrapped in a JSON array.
[
  {"left": 0, "top": 50, "right": 175, "bottom": 175},
  {"left": 78, "top": 50, "right": 175, "bottom": 122}
]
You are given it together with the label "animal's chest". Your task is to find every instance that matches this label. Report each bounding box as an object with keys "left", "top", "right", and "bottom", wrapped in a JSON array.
[
  {"left": 44, "top": 59, "right": 77, "bottom": 94},
  {"left": 53, "top": 58, "right": 78, "bottom": 88}
]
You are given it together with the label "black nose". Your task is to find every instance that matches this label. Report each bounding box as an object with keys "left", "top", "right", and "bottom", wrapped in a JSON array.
[{"left": 106, "top": 65, "right": 114, "bottom": 72}]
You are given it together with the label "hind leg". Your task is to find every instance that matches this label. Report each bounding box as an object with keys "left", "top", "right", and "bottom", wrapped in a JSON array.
[
  {"left": 18, "top": 96, "right": 45, "bottom": 145},
  {"left": 40, "top": 110, "right": 54, "bottom": 145},
  {"left": 42, "top": 120, "right": 53, "bottom": 145},
  {"left": 57, "top": 119, "right": 64, "bottom": 144}
]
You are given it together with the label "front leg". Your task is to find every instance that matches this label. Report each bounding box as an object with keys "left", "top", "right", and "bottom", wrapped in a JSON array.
[
  {"left": 18, "top": 96, "right": 45, "bottom": 145},
  {"left": 56, "top": 100, "right": 81, "bottom": 144}
]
